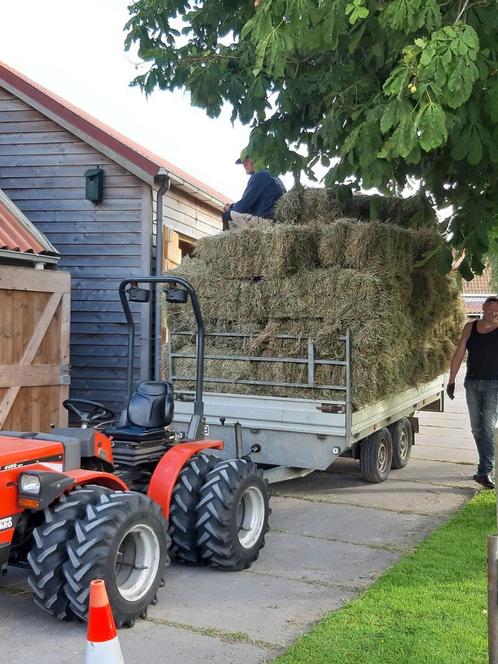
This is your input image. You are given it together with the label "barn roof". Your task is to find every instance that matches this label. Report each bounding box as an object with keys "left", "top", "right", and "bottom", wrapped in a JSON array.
[
  {"left": 0, "top": 188, "right": 59, "bottom": 264},
  {"left": 461, "top": 266, "right": 493, "bottom": 296},
  {"left": 460, "top": 266, "right": 496, "bottom": 316},
  {"left": 0, "top": 60, "right": 229, "bottom": 209}
]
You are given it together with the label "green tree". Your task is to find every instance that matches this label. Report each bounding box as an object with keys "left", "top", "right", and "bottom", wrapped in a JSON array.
[{"left": 125, "top": 0, "right": 498, "bottom": 276}]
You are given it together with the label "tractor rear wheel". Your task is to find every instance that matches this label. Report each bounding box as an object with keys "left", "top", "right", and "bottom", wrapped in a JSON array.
[
  {"left": 196, "top": 459, "right": 270, "bottom": 571},
  {"left": 169, "top": 453, "right": 218, "bottom": 564},
  {"left": 63, "top": 491, "right": 170, "bottom": 627},
  {"left": 27, "top": 485, "right": 109, "bottom": 620}
]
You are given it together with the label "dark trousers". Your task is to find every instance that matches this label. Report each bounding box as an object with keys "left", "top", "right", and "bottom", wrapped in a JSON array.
[{"left": 465, "top": 379, "right": 498, "bottom": 475}]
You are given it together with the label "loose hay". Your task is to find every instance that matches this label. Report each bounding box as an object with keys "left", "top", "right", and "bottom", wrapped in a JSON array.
[{"left": 162, "top": 204, "right": 462, "bottom": 408}]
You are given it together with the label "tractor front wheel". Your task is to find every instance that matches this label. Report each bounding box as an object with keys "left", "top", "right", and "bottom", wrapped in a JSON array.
[
  {"left": 196, "top": 459, "right": 270, "bottom": 571},
  {"left": 27, "top": 484, "right": 109, "bottom": 620},
  {"left": 63, "top": 491, "right": 170, "bottom": 627}
]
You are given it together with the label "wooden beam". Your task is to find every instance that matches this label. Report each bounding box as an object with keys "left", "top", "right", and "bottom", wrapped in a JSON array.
[
  {"left": 0, "top": 265, "right": 70, "bottom": 293},
  {"left": 0, "top": 365, "right": 61, "bottom": 387}
]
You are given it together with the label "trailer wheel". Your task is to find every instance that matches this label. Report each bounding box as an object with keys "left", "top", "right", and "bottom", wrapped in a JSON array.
[
  {"left": 27, "top": 485, "right": 109, "bottom": 620},
  {"left": 169, "top": 453, "right": 218, "bottom": 564},
  {"left": 390, "top": 418, "right": 413, "bottom": 469},
  {"left": 360, "top": 428, "right": 393, "bottom": 483},
  {"left": 196, "top": 459, "right": 270, "bottom": 571},
  {"left": 63, "top": 491, "right": 170, "bottom": 626}
]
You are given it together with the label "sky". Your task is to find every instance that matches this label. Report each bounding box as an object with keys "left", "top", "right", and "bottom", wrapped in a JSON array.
[{"left": 0, "top": 0, "right": 271, "bottom": 201}]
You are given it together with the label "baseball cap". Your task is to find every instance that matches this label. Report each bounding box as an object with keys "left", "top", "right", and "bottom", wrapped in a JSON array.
[
  {"left": 235, "top": 150, "right": 251, "bottom": 164},
  {"left": 484, "top": 296, "right": 498, "bottom": 304}
]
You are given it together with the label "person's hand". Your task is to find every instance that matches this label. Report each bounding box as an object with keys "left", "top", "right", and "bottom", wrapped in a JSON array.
[{"left": 446, "top": 383, "right": 455, "bottom": 400}]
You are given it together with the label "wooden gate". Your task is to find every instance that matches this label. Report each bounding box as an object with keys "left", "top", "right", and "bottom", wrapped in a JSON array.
[{"left": 0, "top": 265, "right": 70, "bottom": 432}]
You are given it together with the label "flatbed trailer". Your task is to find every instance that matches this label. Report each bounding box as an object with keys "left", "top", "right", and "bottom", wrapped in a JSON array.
[{"left": 169, "top": 329, "right": 445, "bottom": 484}]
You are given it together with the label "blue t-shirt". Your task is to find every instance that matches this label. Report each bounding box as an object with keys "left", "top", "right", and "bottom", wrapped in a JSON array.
[{"left": 231, "top": 170, "right": 285, "bottom": 219}]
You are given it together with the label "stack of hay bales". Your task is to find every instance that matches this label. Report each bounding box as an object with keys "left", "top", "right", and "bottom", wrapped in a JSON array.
[{"left": 163, "top": 189, "right": 464, "bottom": 408}]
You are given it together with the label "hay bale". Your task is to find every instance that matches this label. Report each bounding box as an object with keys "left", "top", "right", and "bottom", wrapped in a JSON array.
[
  {"left": 273, "top": 187, "right": 303, "bottom": 225},
  {"left": 194, "top": 225, "right": 318, "bottom": 278},
  {"left": 318, "top": 221, "right": 415, "bottom": 274}
]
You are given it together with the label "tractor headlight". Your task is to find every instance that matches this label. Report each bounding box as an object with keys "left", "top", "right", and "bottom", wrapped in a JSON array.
[{"left": 19, "top": 473, "right": 41, "bottom": 495}]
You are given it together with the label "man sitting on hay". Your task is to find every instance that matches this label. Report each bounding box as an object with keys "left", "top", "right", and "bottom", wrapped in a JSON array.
[{"left": 222, "top": 151, "right": 285, "bottom": 230}]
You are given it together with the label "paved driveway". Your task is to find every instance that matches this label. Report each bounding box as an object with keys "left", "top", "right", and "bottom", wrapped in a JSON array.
[{"left": 0, "top": 383, "right": 478, "bottom": 663}]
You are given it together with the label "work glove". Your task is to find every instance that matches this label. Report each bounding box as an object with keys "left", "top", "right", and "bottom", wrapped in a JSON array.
[{"left": 446, "top": 383, "right": 455, "bottom": 400}]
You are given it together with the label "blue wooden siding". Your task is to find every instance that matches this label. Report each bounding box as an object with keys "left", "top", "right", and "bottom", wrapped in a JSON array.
[{"left": 0, "top": 88, "right": 147, "bottom": 413}]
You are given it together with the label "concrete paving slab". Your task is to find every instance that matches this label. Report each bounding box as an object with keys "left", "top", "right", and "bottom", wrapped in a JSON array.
[
  {"left": 420, "top": 412, "right": 470, "bottom": 425},
  {"left": 149, "top": 564, "right": 354, "bottom": 646},
  {"left": 0, "top": 593, "right": 85, "bottom": 664},
  {"left": 411, "top": 444, "right": 476, "bottom": 465},
  {"left": 256, "top": 531, "right": 400, "bottom": 588},
  {"left": 389, "top": 458, "right": 477, "bottom": 488},
  {"left": 416, "top": 428, "right": 474, "bottom": 442},
  {"left": 414, "top": 432, "right": 475, "bottom": 448},
  {"left": 271, "top": 496, "right": 443, "bottom": 551},
  {"left": 0, "top": 590, "right": 274, "bottom": 664},
  {"left": 273, "top": 471, "right": 475, "bottom": 517}
]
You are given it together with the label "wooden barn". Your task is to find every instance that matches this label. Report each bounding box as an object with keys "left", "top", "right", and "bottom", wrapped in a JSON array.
[
  {"left": 0, "top": 188, "right": 70, "bottom": 431},
  {"left": 0, "top": 61, "right": 227, "bottom": 413}
]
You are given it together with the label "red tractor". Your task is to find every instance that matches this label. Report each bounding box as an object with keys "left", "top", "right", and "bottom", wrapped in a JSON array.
[{"left": 0, "top": 276, "right": 270, "bottom": 627}]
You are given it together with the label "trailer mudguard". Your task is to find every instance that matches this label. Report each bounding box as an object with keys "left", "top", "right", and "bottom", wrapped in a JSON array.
[{"left": 147, "top": 441, "right": 224, "bottom": 518}]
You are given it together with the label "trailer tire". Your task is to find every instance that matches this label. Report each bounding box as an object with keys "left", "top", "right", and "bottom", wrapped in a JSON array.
[
  {"left": 390, "top": 418, "right": 413, "bottom": 469},
  {"left": 27, "top": 484, "right": 110, "bottom": 620},
  {"left": 169, "top": 453, "right": 218, "bottom": 564},
  {"left": 360, "top": 428, "right": 393, "bottom": 483},
  {"left": 196, "top": 459, "right": 270, "bottom": 571},
  {"left": 63, "top": 491, "right": 170, "bottom": 626}
]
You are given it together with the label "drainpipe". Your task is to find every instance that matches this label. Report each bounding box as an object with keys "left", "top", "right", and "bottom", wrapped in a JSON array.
[{"left": 155, "top": 173, "right": 171, "bottom": 381}]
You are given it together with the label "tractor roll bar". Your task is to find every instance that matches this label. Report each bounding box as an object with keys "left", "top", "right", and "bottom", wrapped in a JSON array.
[{"left": 119, "top": 276, "right": 205, "bottom": 441}]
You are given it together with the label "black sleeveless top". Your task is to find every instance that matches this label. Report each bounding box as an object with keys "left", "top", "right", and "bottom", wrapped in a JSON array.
[{"left": 466, "top": 321, "right": 498, "bottom": 380}]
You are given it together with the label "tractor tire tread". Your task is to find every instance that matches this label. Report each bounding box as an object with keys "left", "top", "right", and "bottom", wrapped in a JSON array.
[
  {"left": 27, "top": 485, "right": 109, "bottom": 620},
  {"left": 169, "top": 453, "right": 218, "bottom": 564}
]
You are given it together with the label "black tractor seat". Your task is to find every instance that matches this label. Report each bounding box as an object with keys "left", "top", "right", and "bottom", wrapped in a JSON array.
[{"left": 106, "top": 381, "right": 174, "bottom": 444}]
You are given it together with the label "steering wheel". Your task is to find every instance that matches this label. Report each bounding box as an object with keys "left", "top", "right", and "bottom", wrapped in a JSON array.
[{"left": 63, "top": 398, "right": 116, "bottom": 426}]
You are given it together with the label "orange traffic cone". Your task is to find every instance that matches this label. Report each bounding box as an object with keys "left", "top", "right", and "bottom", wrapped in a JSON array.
[{"left": 85, "top": 580, "right": 125, "bottom": 664}]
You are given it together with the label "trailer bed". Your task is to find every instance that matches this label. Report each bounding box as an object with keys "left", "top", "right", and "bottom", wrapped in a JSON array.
[{"left": 172, "top": 375, "right": 444, "bottom": 474}]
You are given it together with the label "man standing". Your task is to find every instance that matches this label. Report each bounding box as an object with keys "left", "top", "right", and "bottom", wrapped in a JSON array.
[
  {"left": 222, "top": 152, "right": 285, "bottom": 230},
  {"left": 447, "top": 296, "right": 498, "bottom": 489}
]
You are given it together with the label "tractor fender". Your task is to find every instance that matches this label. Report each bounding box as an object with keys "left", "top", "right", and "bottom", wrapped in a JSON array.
[
  {"left": 64, "top": 469, "right": 128, "bottom": 492},
  {"left": 147, "top": 441, "right": 224, "bottom": 518}
]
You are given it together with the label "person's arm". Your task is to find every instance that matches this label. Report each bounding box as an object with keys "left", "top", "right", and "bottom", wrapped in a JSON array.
[
  {"left": 448, "top": 321, "right": 472, "bottom": 382},
  {"left": 446, "top": 321, "right": 473, "bottom": 397}
]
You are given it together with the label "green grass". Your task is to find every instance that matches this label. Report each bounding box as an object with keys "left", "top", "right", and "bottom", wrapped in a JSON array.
[{"left": 274, "top": 491, "right": 495, "bottom": 664}]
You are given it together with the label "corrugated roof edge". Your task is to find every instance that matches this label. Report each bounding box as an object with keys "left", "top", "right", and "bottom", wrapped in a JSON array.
[
  {"left": 0, "top": 188, "right": 60, "bottom": 262},
  {"left": 0, "top": 60, "right": 230, "bottom": 208}
]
